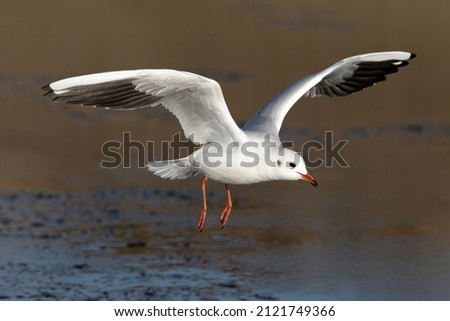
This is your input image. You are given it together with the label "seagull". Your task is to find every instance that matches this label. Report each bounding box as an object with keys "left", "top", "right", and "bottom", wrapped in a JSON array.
[{"left": 43, "top": 51, "right": 415, "bottom": 231}]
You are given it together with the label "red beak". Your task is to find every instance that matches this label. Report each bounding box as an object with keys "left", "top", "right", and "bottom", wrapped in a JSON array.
[{"left": 300, "top": 173, "right": 318, "bottom": 187}]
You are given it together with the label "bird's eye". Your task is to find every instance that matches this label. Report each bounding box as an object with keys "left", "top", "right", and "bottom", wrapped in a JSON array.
[{"left": 288, "top": 162, "right": 296, "bottom": 168}]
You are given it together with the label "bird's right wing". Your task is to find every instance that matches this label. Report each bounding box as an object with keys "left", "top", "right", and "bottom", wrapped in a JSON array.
[
  {"left": 43, "top": 69, "right": 245, "bottom": 145},
  {"left": 243, "top": 51, "right": 416, "bottom": 134}
]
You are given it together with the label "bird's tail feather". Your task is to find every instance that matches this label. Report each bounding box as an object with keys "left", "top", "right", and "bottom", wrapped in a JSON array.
[{"left": 146, "top": 156, "right": 199, "bottom": 180}]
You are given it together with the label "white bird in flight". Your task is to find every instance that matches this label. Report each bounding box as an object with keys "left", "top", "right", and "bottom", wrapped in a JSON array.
[{"left": 43, "top": 51, "right": 415, "bottom": 231}]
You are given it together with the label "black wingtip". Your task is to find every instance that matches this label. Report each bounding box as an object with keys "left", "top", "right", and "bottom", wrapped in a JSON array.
[
  {"left": 41, "top": 84, "right": 54, "bottom": 97},
  {"left": 410, "top": 52, "right": 417, "bottom": 60}
]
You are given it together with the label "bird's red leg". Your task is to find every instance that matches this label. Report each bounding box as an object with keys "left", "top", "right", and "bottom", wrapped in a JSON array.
[
  {"left": 220, "top": 184, "right": 233, "bottom": 229},
  {"left": 197, "top": 176, "right": 208, "bottom": 231}
]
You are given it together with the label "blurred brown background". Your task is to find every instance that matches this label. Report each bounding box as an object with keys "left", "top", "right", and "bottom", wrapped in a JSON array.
[
  {"left": 1, "top": 0, "right": 449, "bottom": 300},
  {"left": 1, "top": 0, "right": 448, "bottom": 192}
]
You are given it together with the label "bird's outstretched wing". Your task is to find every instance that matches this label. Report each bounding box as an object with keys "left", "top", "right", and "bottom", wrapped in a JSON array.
[
  {"left": 243, "top": 51, "right": 416, "bottom": 134},
  {"left": 43, "top": 69, "right": 244, "bottom": 145}
]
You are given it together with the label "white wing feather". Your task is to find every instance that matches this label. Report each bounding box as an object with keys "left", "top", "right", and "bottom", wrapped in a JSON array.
[
  {"left": 244, "top": 51, "right": 415, "bottom": 134},
  {"left": 44, "top": 69, "right": 245, "bottom": 145}
]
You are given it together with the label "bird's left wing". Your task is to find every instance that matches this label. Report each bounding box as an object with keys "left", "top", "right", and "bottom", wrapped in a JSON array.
[
  {"left": 43, "top": 69, "right": 245, "bottom": 145},
  {"left": 243, "top": 51, "right": 415, "bottom": 134}
]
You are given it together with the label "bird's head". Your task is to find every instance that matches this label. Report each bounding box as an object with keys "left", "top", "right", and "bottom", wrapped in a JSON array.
[{"left": 274, "top": 148, "right": 318, "bottom": 187}]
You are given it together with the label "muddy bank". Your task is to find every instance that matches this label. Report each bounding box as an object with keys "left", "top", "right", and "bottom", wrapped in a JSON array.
[
  {"left": 0, "top": 189, "right": 271, "bottom": 300},
  {"left": 1, "top": 188, "right": 449, "bottom": 300},
  {"left": 1, "top": 0, "right": 450, "bottom": 301}
]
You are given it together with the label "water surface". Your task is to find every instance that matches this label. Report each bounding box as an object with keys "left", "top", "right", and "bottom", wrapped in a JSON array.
[{"left": 0, "top": 0, "right": 449, "bottom": 300}]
